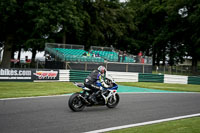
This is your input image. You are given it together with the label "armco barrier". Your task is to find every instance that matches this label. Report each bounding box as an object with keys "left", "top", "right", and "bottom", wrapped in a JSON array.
[
  {"left": 70, "top": 70, "right": 91, "bottom": 82},
  {"left": 164, "top": 74, "right": 188, "bottom": 84},
  {"left": 139, "top": 73, "right": 164, "bottom": 83},
  {"left": 1, "top": 68, "right": 200, "bottom": 85},
  {"left": 68, "top": 70, "right": 139, "bottom": 83},
  {"left": 107, "top": 71, "right": 138, "bottom": 82},
  {"left": 188, "top": 76, "right": 200, "bottom": 85},
  {"left": 53, "top": 70, "right": 200, "bottom": 85},
  {"left": 59, "top": 70, "right": 70, "bottom": 81}
]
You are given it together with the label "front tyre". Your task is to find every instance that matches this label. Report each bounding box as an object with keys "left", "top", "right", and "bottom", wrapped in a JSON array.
[
  {"left": 68, "top": 93, "right": 85, "bottom": 112},
  {"left": 106, "top": 93, "right": 120, "bottom": 108}
]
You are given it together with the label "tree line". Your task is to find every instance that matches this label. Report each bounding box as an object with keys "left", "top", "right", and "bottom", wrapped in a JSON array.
[{"left": 0, "top": 0, "right": 199, "bottom": 68}]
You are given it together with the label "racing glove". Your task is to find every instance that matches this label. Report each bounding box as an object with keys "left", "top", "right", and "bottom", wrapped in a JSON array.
[
  {"left": 100, "top": 86, "right": 103, "bottom": 91},
  {"left": 101, "top": 81, "right": 109, "bottom": 88}
]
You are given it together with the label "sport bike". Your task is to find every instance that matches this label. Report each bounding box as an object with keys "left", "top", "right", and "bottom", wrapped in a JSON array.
[{"left": 68, "top": 77, "right": 120, "bottom": 112}]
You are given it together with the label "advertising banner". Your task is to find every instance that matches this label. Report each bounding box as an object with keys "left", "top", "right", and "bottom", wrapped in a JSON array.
[
  {"left": 33, "top": 70, "right": 59, "bottom": 80},
  {"left": 0, "top": 69, "right": 33, "bottom": 81},
  {"left": 0, "top": 69, "right": 60, "bottom": 81}
]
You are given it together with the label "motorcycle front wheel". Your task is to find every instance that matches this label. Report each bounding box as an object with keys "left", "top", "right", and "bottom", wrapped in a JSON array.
[
  {"left": 106, "top": 93, "right": 120, "bottom": 108},
  {"left": 68, "top": 93, "right": 86, "bottom": 112}
]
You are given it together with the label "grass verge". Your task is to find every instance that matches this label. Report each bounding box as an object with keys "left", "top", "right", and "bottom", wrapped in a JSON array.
[
  {"left": 107, "top": 117, "right": 200, "bottom": 133},
  {"left": 118, "top": 82, "right": 200, "bottom": 92},
  {"left": 0, "top": 81, "right": 200, "bottom": 99},
  {"left": 0, "top": 82, "right": 81, "bottom": 99}
]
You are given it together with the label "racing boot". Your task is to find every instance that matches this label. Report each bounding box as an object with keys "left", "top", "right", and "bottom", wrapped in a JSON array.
[{"left": 95, "top": 90, "right": 101, "bottom": 98}]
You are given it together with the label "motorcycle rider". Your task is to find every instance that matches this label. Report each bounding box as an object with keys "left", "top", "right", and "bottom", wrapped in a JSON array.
[{"left": 84, "top": 66, "right": 109, "bottom": 104}]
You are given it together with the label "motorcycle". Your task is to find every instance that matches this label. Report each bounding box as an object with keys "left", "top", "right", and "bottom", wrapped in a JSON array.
[{"left": 68, "top": 77, "right": 120, "bottom": 112}]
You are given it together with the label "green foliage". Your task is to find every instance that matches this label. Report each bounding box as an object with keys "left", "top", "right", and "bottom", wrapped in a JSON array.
[{"left": 0, "top": 0, "right": 200, "bottom": 67}]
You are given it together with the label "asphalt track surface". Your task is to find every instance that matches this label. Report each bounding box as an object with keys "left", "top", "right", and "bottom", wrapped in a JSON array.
[{"left": 1, "top": 92, "right": 200, "bottom": 133}]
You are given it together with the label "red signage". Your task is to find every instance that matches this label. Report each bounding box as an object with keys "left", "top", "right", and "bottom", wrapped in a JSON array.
[
  {"left": 10, "top": 59, "right": 19, "bottom": 63},
  {"left": 33, "top": 70, "right": 58, "bottom": 79}
]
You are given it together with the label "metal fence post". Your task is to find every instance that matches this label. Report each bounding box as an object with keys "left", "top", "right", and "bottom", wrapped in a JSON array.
[
  {"left": 85, "top": 63, "right": 87, "bottom": 71},
  {"left": 126, "top": 63, "right": 128, "bottom": 72},
  {"left": 143, "top": 64, "right": 144, "bottom": 73}
]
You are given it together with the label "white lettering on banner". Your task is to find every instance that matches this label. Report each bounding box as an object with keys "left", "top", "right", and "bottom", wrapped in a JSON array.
[
  {"left": 33, "top": 70, "right": 58, "bottom": 79},
  {"left": 16, "top": 77, "right": 31, "bottom": 79},
  {"left": 0, "top": 69, "right": 31, "bottom": 76},
  {"left": 0, "top": 77, "right": 31, "bottom": 79},
  {"left": 0, "top": 77, "right": 9, "bottom": 79}
]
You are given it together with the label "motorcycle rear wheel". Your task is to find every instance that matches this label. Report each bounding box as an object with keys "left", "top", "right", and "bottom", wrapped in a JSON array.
[
  {"left": 106, "top": 93, "right": 120, "bottom": 108},
  {"left": 68, "top": 93, "right": 86, "bottom": 112}
]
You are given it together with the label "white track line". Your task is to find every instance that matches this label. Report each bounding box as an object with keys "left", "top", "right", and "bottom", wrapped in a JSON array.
[
  {"left": 84, "top": 113, "right": 200, "bottom": 133},
  {"left": 0, "top": 94, "right": 71, "bottom": 101}
]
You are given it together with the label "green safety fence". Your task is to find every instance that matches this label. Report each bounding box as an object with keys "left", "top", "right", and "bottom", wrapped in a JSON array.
[
  {"left": 70, "top": 70, "right": 91, "bottom": 82},
  {"left": 69, "top": 70, "right": 200, "bottom": 85},
  {"left": 188, "top": 76, "right": 200, "bottom": 85},
  {"left": 139, "top": 73, "right": 164, "bottom": 83}
]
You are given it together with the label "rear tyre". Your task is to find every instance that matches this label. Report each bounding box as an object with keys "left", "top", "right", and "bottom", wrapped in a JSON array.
[
  {"left": 68, "top": 93, "right": 85, "bottom": 112},
  {"left": 106, "top": 93, "right": 120, "bottom": 108}
]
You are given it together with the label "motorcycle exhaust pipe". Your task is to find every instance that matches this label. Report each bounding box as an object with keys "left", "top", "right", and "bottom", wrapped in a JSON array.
[{"left": 79, "top": 95, "right": 91, "bottom": 105}]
